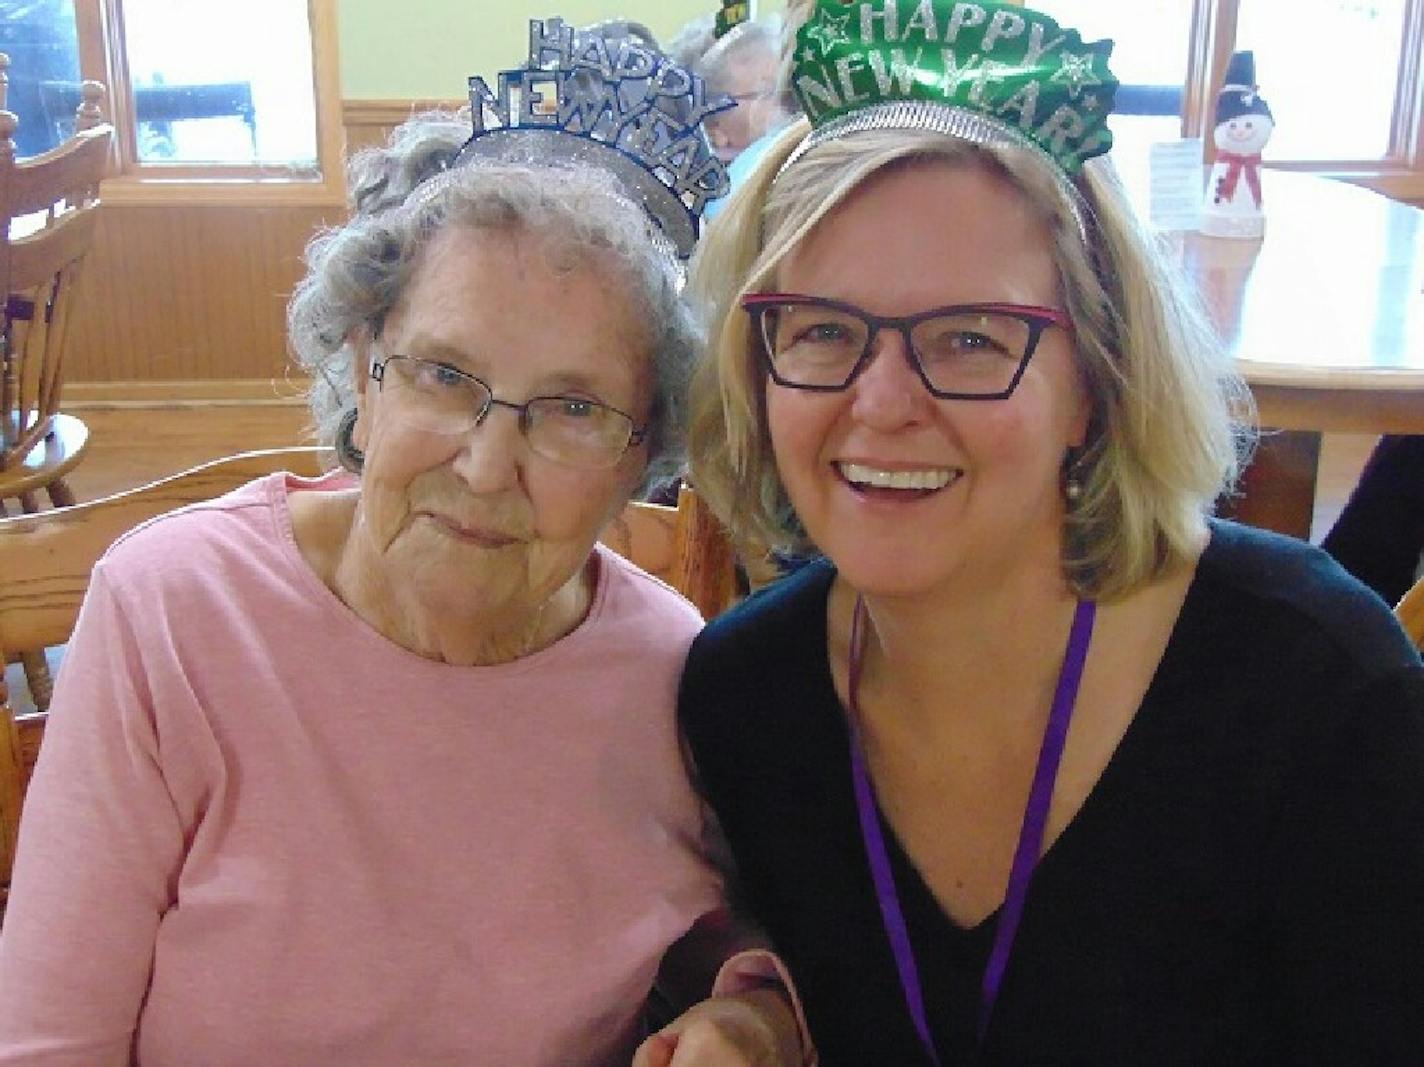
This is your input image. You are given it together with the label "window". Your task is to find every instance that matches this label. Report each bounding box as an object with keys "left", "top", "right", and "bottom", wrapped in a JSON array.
[
  {"left": 1016, "top": 0, "right": 1194, "bottom": 159},
  {"left": 1033, "top": 0, "right": 1424, "bottom": 199},
  {"left": 1, "top": 0, "right": 83, "bottom": 158},
  {"left": 122, "top": 0, "right": 318, "bottom": 167},
  {"left": 1, "top": 0, "right": 342, "bottom": 203},
  {"left": 1234, "top": 0, "right": 1409, "bottom": 161}
]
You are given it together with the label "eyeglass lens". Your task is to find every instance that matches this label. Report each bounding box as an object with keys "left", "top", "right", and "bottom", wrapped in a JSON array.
[
  {"left": 377, "top": 357, "right": 636, "bottom": 469},
  {"left": 759, "top": 303, "right": 1037, "bottom": 396}
]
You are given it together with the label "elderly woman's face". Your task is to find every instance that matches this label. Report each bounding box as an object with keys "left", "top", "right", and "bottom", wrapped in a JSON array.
[
  {"left": 351, "top": 224, "right": 651, "bottom": 624},
  {"left": 764, "top": 161, "right": 1088, "bottom": 599}
]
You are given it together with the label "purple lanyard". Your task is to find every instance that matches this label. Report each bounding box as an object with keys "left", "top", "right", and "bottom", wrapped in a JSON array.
[{"left": 847, "top": 597, "right": 1097, "bottom": 1063}]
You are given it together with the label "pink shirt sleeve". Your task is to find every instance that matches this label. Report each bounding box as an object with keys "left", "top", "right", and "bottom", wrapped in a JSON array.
[
  {"left": 0, "top": 565, "right": 185, "bottom": 1064},
  {"left": 713, "top": 948, "right": 819, "bottom": 1064}
]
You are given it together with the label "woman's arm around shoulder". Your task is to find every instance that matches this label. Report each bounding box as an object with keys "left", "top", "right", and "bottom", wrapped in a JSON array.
[
  {"left": 634, "top": 791, "right": 817, "bottom": 1067},
  {"left": 635, "top": 917, "right": 816, "bottom": 1067}
]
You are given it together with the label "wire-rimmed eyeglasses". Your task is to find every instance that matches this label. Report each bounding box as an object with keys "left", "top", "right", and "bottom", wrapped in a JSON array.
[
  {"left": 370, "top": 355, "right": 647, "bottom": 470},
  {"left": 724, "top": 84, "right": 781, "bottom": 105},
  {"left": 741, "top": 294, "right": 1074, "bottom": 401}
]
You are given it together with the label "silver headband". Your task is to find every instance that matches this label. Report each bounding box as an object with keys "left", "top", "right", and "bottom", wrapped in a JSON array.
[{"left": 777, "top": 100, "right": 1092, "bottom": 245}]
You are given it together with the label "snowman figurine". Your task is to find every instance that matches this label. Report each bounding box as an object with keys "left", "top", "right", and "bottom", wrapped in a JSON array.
[{"left": 1201, "top": 51, "right": 1274, "bottom": 239}]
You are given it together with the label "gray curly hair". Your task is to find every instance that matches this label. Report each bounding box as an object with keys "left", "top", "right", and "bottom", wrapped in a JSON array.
[{"left": 288, "top": 112, "right": 700, "bottom": 493}]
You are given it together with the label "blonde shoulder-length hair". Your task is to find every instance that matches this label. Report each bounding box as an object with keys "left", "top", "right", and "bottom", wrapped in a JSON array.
[{"left": 685, "top": 119, "right": 1253, "bottom": 601}]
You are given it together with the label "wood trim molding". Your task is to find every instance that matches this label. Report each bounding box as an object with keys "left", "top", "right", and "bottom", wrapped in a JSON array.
[
  {"left": 341, "top": 99, "right": 465, "bottom": 156},
  {"left": 63, "top": 379, "right": 313, "bottom": 407},
  {"left": 1392, "top": 0, "right": 1423, "bottom": 165},
  {"left": 1182, "top": 0, "right": 1223, "bottom": 141},
  {"left": 310, "top": 0, "right": 347, "bottom": 203},
  {"left": 96, "top": 176, "right": 346, "bottom": 208},
  {"left": 342, "top": 99, "right": 464, "bottom": 127},
  {"left": 338, "top": 99, "right": 461, "bottom": 157}
]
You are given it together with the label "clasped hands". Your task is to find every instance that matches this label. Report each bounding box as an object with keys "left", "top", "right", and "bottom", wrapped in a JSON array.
[{"left": 632, "top": 987, "right": 806, "bottom": 1067}]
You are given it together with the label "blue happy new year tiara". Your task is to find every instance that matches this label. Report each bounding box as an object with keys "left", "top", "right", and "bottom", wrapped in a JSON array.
[{"left": 455, "top": 18, "right": 735, "bottom": 259}]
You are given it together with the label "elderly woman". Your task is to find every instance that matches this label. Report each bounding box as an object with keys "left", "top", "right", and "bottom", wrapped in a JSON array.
[
  {"left": 697, "top": 18, "right": 793, "bottom": 166},
  {"left": 0, "top": 108, "right": 807, "bottom": 1066},
  {"left": 678, "top": 1, "right": 1424, "bottom": 1063},
  {"left": 666, "top": 11, "right": 793, "bottom": 168}
]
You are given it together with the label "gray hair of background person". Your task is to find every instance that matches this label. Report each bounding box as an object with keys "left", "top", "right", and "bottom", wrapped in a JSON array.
[
  {"left": 696, "top": 17, "right": 790, "bottom": 108},
  {"left": 288, "top": 113, "right": 701, "bottom": 494},
  {"left": 665, "top": 14, "right": 718, "bottom": 72}
]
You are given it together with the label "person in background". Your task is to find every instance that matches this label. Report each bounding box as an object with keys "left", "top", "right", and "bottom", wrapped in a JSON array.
[
  {"left": 667, "top": 5, "right": 795, "bottom": 165},
  {"left": 679, "top": 1, "right": 1424, "bottom": 1062},
  {"left": 700, "top": 20, "right": 803, "bottom": 220},
  {"left": 1321, "top": 434, "right": 1424, "bottom": 605},
  {"left": 698, "top": 17, "right": 793, "bottom": 166},
  {"left": 0, "top": 23, "right": 811, "bottom": 1067}
]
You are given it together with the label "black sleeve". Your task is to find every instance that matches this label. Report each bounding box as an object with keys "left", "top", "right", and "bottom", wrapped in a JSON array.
[{"left": 1265, "top": 665, "right": 1424, "bottom": 1062}]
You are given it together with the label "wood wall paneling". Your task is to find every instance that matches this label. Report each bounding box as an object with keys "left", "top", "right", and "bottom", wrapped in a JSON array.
[
  {"left": 341, "top": 99, "right": 463, "bottom": 157},
  {"left": 67, "top": 201, "right": 341, "bottom": 385},
  {"left": 63, "top": 101, "right": 458, "bottom": 390}
]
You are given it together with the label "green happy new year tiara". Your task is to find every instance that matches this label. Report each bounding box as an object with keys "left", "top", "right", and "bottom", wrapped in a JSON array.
[{"left": 786, "top": 0, "right": 1119, "bottom": 178}]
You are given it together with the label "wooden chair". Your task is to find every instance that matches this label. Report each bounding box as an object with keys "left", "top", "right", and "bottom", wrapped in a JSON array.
[
  {"left": 0, "top": 448, "right": 737, "bottom": 902},
  {"left": 603, "top": 482, "right": 739, "bottom": 622},
  {"left": 2, "top": 66, "right": 112, "bottom": 712},
  {"left": 1395, "top": 576, "right": 1424, "bottom": 653},
  {"left": 1, "top": 63, "right": 113, "bottom": 514},
  {"left": 0, "top": 448, "right": 335, "bottom": 888}
]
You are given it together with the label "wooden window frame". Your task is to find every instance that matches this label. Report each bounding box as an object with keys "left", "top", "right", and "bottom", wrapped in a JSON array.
[
  {"left": 72, "top": 0, "right": 346, "bottom": 207},
  {"left": 1184, "top": 0, "right": 1424, "bottom": 201}
]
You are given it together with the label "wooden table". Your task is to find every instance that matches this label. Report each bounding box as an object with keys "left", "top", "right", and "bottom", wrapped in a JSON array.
[{"left": 1162, "top": 169, "right": 1424, "bottom": 538}]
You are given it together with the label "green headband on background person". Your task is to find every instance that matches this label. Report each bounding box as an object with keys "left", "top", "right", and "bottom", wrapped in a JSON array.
[{"left": 785, "top": 0, "right": 1118, "bottom": 177}]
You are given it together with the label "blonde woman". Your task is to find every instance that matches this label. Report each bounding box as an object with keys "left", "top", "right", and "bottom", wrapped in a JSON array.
[
  {"left": 0, "top": 25, "right": 812, "bottom": 1066},
  {"left": 679, "top": 2, "right": 1424, "bottom": 1062}
]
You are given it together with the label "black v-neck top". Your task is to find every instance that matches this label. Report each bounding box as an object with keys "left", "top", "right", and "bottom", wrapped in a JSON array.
[{"left": 679, "top": 522, "right": 1424, "bottom": 1065}]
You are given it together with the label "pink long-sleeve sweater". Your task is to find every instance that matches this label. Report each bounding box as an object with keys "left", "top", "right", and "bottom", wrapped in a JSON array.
[{"left": 0, "top": 473, "right": 779, "bottom": 1066}]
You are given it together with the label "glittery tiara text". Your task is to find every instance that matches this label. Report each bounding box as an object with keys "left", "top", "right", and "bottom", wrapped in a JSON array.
[
  {"left": 793, "top": 1, "right": 1116, "bottom": 170},
  {"left": 467, "top": 18, "right": 734, "bottom": 212}
]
